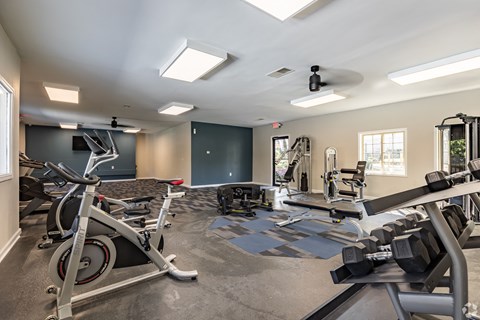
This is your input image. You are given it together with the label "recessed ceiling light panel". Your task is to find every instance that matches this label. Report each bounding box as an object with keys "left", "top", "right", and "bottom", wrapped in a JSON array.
[
  {"left": 244, "top": 0, "right": 317, "bottom": 21},
  {"left": 159, "top": 40, "right": 228, "bottom": 82},
  {"left": 291, "top": 89, "right": 346, "bottom": 108},
  {"left": 158, "top": 102, "right": 195, "bottom": 115},
  {"left": 388, "top": 48, "right": 480, "bottom": 85},
  {"left": 59, "top": 122, "right": 78, "bottom": 129},
  {"left": 123, "top": 128, "right": 141, "bottom": 133},
  {"left": 43, "top": 82, "right": 79, "bottom": 104}
]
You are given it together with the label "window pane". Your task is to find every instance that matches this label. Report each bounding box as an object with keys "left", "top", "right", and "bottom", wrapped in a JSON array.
[
  {"left": 0, "top": 79, "right": 12, "bottom": 181},
  {"left": 359, "top": 129, "right": 406, "bottom": 176}
]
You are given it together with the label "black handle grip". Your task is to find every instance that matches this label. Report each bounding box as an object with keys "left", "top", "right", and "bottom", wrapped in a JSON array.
[
  {"left": 45, "top": 162, "right": 100, "bottom": 185},
  {"left": 58, "top": 162, "right": 85, "bottom": 180}
]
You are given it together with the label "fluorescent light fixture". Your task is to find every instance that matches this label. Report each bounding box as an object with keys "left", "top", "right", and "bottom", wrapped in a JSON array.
[
  {"left": 244, "top": 0, "right": 317, "bottom": 21},
  {"left": 158, "top": 102, "right": 194, "bottom": 115},
  {"left": 43, "top": 82, "right": 79, "bottom": 104},
  {"left": 291, "top": 89, "right": 346, "bottom": 108},
  {"left": 388, "top": 48, "right": 480, "bottom": 85},
  {"left": 59, "top": 122, "right": 78, "bottom": 130},
  {"left": 123, "top": 128, "right": 141, "bottom": 133},
  {"left": 159, "top": 40, "right": 228, "bottom": 82}
]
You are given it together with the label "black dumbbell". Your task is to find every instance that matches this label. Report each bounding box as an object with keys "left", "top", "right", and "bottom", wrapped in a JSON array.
[
  {"left": 443, "top": 204, "right": 468, "bottom": 227},
  {"left": 343, "top": 233, "right": 431, "bottom": 276},
  {"left": 396, "top": 216, "right": 416, "bottom": 229},
  {"left": 362, "top": 228, "right": 440, "bottom": 261},
  {"left": 425, "top": 159, "right": 480, "bottom": 192},
  {"left": 383, "top": 221, "right": 407, "bottom": 236},
  {"left": 414, "top": 217, "right": 460, "bottom": 251},
  {"left": 371, "top": 216, "right": 415, "bottom": 245},
  {"left": 442, "top": 209, "right": 463, "bottom": 236}
]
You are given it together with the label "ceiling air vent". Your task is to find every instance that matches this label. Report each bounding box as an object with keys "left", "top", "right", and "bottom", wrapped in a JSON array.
[{"left": 267, "top": 67, "right": 294, "bottom": 78}]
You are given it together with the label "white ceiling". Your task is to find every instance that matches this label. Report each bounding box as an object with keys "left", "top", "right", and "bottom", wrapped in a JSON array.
[{"left": 1, "top": 0, "right": 480, "bottom": 133}]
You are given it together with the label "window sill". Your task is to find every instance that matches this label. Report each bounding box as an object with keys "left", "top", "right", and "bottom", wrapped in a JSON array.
[{"left": 0, "top": 173, "right": 13, "bottom": 183}]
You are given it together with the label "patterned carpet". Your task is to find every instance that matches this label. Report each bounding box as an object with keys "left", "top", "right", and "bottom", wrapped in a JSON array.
[{"left": 209, "top": 210, "right": 357, "bottom": 259}]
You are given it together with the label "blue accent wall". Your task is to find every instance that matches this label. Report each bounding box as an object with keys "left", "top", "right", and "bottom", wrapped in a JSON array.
[
  {"left": 191, "top": 122, "right": 252, "bottom": 186},
  {"left": 25, "top": 126, "right": 136, "bottom": 180}
]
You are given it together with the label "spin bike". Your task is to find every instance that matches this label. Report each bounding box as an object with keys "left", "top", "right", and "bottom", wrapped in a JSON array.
[
  {"left": 40, "top": 131, "right": 157, "bottom": 248},
  {"left": 44, "top": 162, "right": 197, "bottom": 320}
]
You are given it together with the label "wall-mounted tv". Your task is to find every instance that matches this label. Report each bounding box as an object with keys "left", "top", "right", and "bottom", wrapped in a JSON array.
[{"left": 72, "top": 136, "right": 102, "bottom": 151}]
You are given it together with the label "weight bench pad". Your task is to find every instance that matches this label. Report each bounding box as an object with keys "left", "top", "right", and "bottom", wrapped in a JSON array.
[{"left": 283, "top": 200, "right": 363, "bottom": 219}]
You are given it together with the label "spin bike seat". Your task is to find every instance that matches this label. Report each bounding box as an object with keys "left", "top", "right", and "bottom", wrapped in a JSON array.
[
  {"left": 157, "top": 179, "right": 184, "bottom": 186},
  {"left": 130, "top": 196, "right": 155, "bottom": 203}
]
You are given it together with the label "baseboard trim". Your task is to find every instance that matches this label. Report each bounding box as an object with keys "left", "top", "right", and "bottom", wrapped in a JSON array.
[{"left": 0, "top": 228, "right": 21, "bottom": 264}]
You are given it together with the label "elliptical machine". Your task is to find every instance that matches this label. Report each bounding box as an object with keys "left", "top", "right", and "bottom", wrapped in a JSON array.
[
  {"left": 19, "top": 153, "right": 66, "bottom": 219},
  {"left": 44, "top": 161, "right": 197, "bottom": 320}
]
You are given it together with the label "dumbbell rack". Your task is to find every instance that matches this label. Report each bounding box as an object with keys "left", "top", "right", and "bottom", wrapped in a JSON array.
[{"left": 330, "top": 181, "right": 480, "bottom": 320}]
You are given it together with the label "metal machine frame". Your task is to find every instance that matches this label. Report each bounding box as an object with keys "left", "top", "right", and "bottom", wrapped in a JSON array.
[
  {"left": 435, "top": 113, "right": 480, "bottom": 220},
  {"left": 276, "top": 136, "right": 312, "bottom": 196},
  {"left": 44, "top": 163, "right": 197, "bottom": 320}
]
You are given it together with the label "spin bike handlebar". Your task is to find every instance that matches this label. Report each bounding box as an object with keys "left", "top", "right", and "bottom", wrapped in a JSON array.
[{"left": 45, "top": 162, "right": 100, "bottom": 185}]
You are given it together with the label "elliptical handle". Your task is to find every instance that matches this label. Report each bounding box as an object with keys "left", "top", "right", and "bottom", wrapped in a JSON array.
[
  {"left": 107, "top": 131, "right": 119, "bottom": 155},
  {"left": 45, "top": 162, "right": 100, "bottom": 185}
]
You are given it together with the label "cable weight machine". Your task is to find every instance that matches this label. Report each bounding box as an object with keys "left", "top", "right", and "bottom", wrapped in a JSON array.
[
  {"left": 276, "top": 136, "right": 312, "bottom": 195},
  {"left": 435, "top": 113, "right": 480, "bottom": 220}
]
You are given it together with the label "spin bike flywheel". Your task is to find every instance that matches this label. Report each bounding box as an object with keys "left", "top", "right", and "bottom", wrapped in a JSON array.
[{"left": 48, "top": 235, "right": 117, "bottom": 289}]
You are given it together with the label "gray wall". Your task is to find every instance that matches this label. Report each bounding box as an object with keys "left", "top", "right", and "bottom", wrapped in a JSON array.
[
  {"left": 25, "top": 126, "right": 137, "bottom": 180},
  {"left": 191, "top": 122, "right": 252, "bottom": 186}
]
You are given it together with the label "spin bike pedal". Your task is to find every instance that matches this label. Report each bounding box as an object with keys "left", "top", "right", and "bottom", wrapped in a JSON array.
[{"left": 137, "top": 230, "right": 151, "bottom": 251}]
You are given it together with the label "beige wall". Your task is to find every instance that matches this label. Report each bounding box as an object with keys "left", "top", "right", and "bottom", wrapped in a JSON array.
[
  {"left": 0, "top": 24, "right": 21, "bottom": 257},
  {"left": 19, "top": 122, "right": 25, "bottom": 153},
  {"left": 137, "top": 122, "right": 192, "bottom": 186},
  {"left": 253, "top": 89, "right": 480, "bottom": 197},
  {"left": 136, "top": 133, "right": 154, "bottom": 178}
]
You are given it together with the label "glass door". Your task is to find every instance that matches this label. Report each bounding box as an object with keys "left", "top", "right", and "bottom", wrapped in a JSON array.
[{"left": 272, "top": 136, "right": 289, "bottom": 186}]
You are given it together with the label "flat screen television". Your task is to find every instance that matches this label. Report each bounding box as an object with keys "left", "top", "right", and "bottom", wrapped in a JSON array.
[{"left": 72, "top": 136, "right": 102, "bottom": 151}]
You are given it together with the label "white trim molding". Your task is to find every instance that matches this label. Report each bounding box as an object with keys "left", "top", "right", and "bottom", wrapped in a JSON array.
[{"left": 0, "top": 228, "right": 21, "bottom": 264}]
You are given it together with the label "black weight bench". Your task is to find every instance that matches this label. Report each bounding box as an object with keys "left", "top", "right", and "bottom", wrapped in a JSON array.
[{"left": 277, "top": 199, "right": 365, "bottom": 239}]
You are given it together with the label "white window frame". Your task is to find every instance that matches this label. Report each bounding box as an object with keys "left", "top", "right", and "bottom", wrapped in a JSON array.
[
  {"left": 358, "top": 128, "right": 407, "bottom": 177},
  {"left": 0, "top": 75, "right": 14, "bottom": 182}
]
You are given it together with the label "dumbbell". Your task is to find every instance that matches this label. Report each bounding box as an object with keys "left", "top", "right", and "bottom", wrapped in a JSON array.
[
  {"left": 414, "top": 209, "right": 463, "bottom": 239},
  {"left": 365, "top": 227, "right": 440, "bottom": 261},
  {"left": 381, "top": 216, "right": 416, "bottom": 237},
  {"left": 368, "top": 216, "right": 416, "bottom": 245},
  {"left": 443, "top": 204, "right": 468, "bottom": 229},
  {"left": 442, "top": 210, "right": 462, "bottom": 237},
  {"left": 425, "top": 158, "right": 480, "bottom": 192},
  {"left": 414, "top": 217, "right": 460, "bottom": 252},
  {"left": 343, "top": 233, "right": 431, "bottom": 276}
]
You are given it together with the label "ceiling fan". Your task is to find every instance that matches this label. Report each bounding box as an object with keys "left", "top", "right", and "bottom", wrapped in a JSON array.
[{"left": 94, "top": 116, "right": 135, "bottom": 129}]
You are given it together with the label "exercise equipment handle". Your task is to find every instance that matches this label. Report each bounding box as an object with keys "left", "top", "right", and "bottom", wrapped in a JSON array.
[
  {"left": 107, "top": 131, "right": 119, "bottom": 155},
  {"left": 45, "top": 162, "right": 100, "bottom": 185},
  {"left": 340, "top": 168, "right": 359, "bottom": 174}
]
